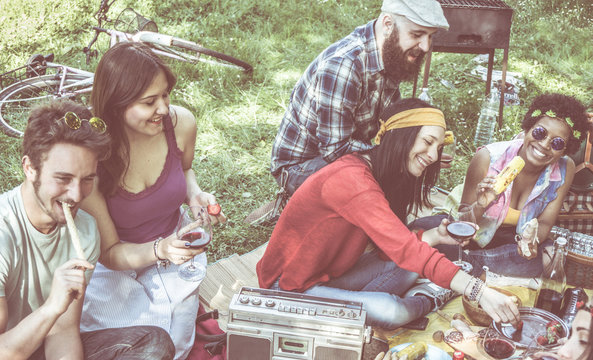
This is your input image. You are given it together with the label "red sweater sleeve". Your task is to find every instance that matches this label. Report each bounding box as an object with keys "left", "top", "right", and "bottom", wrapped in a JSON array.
[{"left": 323, "top": 169, "right": 459, "bottom": 288}]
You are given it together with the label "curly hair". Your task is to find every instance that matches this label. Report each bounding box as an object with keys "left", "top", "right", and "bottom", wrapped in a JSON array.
[
  {"left": 22, "top": 99, "right": 111, "bottom": 172},
  {"left": 521, "top": 93, "right": 589, "bottom": 155}
]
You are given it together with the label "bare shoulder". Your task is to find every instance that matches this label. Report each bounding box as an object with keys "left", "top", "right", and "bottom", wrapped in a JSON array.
[{"left": 171, "top": 105, "right": 196, "bottom": 131}]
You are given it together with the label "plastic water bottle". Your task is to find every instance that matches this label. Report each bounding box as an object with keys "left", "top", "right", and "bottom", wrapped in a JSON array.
[
  {"left": 473, "top": 85, "right": 500, "bottom": 147},
  {"left": 418, "top": 87, "right": 432, "bottom": 104}
]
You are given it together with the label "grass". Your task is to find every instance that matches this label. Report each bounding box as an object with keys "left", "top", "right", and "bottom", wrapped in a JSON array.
[{"left": 0, "top": 0, "right": 592, "bottom": 261}]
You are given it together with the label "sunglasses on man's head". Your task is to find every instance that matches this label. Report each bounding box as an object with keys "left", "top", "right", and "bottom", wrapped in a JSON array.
[
  {"left": 531, "top": 126, "right": 566, "bottom": 151},
  {"left": 60, "top": 112, "right": 107, "bottom": 134}
]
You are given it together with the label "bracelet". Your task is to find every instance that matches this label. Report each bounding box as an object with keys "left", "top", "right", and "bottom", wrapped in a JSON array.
[
  {"left": 468, "top": 278, "right": 485, "bottom": 302},
  {"left": 476, "top": 285, "right": 487, "bottom": 303},
  {"left": 464, "top": 277, "right": 475, "bottom": 298},
  {"left": 153, "top": 237, "right": 170, "bottom": 268}
]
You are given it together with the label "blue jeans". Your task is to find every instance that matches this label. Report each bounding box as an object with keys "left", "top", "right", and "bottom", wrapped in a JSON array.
[
  {"left": 81, "top": 326, "right": 175, "bottom": 360},
  {"left": 272, "top": 250, "right": 432, "bottom": 330},
  {"left": 274, "top": 155, "right": 329, "bottom": 195},
  {"left": 410, "top": 215, "right": 548, "bottom": 278}
]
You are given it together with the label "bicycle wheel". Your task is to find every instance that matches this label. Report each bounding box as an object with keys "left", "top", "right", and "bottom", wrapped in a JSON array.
[
  {"left": 0, "top": 74, "right": 92, "bottom": 137},
  {"left": 150, "top": 38, "right": 253, "bottom": 72}
]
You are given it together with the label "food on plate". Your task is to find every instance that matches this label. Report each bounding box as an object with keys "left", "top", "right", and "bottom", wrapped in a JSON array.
[
  {"left": 493, "top": 156, "right": 525, "bottom": 194},
  {"left": 536, "top": 320, "right": 562, "bottom": 346},
  {"left": 395, "top": 341, "right": 428, "bottom": 360}
]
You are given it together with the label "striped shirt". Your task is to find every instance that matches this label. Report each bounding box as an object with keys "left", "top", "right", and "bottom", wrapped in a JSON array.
[{"left": 270, "top": 20, "right": 401, "bottom": 176}]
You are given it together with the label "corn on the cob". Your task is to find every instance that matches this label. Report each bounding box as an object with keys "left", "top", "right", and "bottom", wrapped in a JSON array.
[
  {"left": 493, "top": 156, "right": 525, "bottom": 194},
  {"left": 395, "top": 341, "right": 427, "bottom": 360}
]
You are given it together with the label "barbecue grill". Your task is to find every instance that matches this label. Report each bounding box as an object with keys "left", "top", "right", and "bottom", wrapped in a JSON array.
[{"left": 416, "top": 0, "right": 514, "bottom": 126}]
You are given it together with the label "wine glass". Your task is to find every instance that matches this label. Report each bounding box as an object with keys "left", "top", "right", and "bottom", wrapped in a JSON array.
[
  {"left": 481, "top": 325, "right": 517, "bottom": 359},
  {"left": 176, "top": 206, "right": 212, "bottom": 282},
  {"left": 447, "top": 203, "right": 476, "bottom": 273}
]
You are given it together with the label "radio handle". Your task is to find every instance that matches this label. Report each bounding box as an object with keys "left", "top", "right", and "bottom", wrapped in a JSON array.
[
  {"left": 226, "top": 324, "right": 261, "bottom": 335},
  {"left": 364, "top": 326, "right": 373, "bottom": 343}
]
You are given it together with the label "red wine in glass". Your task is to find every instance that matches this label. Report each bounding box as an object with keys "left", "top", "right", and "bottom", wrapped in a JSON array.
[
  {"left": 447, "top": 221, "right": 476, "bottom": 242},
  {"left": 181, "top": 228, "right": 211, "bottom": 249},
  {"left": 535, "top": 288, "right": 563, "bottom": 315},
  {"left": 484, "top": 338, "right": 515, "bottom": 359}
]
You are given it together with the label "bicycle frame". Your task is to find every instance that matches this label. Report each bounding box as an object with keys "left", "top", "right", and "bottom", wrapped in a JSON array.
[{"left": 97, "top": 27, "right": 202, "bottom": 63}]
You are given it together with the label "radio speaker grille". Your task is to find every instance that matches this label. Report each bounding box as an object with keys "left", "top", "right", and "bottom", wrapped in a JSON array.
[
  {"left": 314, "top": 347, "right": 358, "bottom": 360},
  {"left": 228, "top": 334, "right": 271, "bottom": 359}
]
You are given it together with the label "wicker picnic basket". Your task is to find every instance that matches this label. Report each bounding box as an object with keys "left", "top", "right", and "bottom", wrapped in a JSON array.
[{"left": 550, "top": 226, "right": 593, "bottom": 289}]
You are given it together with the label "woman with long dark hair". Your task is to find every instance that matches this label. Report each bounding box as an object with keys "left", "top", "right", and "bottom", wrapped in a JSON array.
[
  {"left": 79, "top": 42, "right": 226, "bottom": 359},
  {"left": 257, "top": 98, "right": 519, "bottom": 329}
]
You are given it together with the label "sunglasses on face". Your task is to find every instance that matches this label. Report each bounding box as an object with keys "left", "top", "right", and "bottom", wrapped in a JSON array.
[
  {"left": 531, "top": 126, "right": 566, "bottom": 151},
  {"left": 60, "top": 112, "right": 107, "bottom": 134}
]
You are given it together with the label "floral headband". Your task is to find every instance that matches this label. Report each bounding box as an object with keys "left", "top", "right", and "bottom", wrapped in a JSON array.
[{"left": 531, "top": 109, "right": 581, "bottom": 139}]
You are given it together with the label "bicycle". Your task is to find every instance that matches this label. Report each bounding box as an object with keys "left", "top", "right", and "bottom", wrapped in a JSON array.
[
  {"left": 0, "top": 54, "right": 94, "bottom": 137},
  {"left": 0, "top": 0, "right": 252, "bottom": 138},
  {"left": 84, "top": 0, "right": 252, "bottom": 72}
]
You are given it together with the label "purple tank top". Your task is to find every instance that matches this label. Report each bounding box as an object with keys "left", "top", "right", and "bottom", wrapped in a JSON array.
[{"left": 104, "top": 115, "right": 187, "bottom": 244}]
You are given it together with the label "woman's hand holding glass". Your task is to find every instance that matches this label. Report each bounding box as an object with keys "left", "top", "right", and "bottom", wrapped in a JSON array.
[
  {"left": 446, "top": 203, "right": 478, "bottom": 273},
  {"left": 175, "top": 206, "right": 212, "bottom": 281}
]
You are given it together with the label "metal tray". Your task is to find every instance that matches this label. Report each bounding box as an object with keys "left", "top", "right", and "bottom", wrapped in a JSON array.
[{"left": 493, "top": 307, "right": 569, "bottom": 348}]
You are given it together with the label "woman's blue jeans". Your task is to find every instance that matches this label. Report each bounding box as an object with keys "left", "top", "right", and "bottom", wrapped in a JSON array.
[{"left": 272, "top": 250, "right": 432, "bottom": 330}]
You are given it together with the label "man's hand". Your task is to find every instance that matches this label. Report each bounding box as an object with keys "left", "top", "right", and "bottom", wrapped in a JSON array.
[{"left": 44, "top": 259, "right": 93, "bottom": 316}]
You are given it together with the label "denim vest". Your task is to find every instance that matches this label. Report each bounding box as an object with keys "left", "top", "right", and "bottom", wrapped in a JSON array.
[{"left": 475, "top": 139, "right": 567, "bottom": 247}]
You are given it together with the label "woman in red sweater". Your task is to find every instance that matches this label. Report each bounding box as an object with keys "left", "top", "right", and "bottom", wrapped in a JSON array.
[{"left": 257, "top": 98, "right": 520, "bottom": 329}]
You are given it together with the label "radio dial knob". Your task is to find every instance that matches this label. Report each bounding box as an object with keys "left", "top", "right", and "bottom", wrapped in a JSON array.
[
  {"left": 265, "top": 299, "right": 276, "bottom": 307},
  {"left": 251, "top": 298, "right": 262, "bottom": 306}
]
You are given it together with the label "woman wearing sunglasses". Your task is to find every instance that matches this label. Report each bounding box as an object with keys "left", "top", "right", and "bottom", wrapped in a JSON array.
[{"left": 451, "top": 93, "right": 588, "bottom": 277}]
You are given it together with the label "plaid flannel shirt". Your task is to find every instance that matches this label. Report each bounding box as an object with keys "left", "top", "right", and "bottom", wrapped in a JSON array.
[{"left": 270, "top": 20, "right": 401, "bottom": 176}]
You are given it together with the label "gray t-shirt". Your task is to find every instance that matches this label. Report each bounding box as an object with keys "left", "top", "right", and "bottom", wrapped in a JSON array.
[{"left": 0, "top": 186, "right": 100, "bottom": 330}]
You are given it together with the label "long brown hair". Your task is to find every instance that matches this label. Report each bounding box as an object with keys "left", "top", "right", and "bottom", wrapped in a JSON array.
[{"left": 91, "top": 42, "right": 176, "bottom": 196}]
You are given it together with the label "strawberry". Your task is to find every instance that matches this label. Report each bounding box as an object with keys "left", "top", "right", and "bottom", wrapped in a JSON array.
[{"left": 207, "top": 203, "right": 221, "bottom": 216}]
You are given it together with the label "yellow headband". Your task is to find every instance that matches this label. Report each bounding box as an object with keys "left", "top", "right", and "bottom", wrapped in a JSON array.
[{"left": 375, "top": 108, "right": 446, "bottom": 144}]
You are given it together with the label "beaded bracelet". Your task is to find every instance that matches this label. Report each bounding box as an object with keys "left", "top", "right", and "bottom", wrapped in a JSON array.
[
  {"left": 153, "top": 237, "right": 170, "bottom": 268},
  {"left": 468, "top": 278, "right": 485, "bottom": 302}
]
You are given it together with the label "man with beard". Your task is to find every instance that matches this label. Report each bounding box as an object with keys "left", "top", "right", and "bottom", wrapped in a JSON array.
[
  {"left": 269, "top": 0, "right": 449, "bottom": 198},
  {"left": 0, "top": 99, "right": 175, "bottom": 359}
]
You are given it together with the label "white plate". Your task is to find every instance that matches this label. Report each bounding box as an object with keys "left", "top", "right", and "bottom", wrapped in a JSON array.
[{"left": 390, "top": 342, "right": 452, "bottom": 360}]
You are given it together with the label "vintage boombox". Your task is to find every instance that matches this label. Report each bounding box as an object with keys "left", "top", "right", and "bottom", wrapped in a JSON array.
[{"left": 226, "top": 287, "right": 372, "bottom": 360}]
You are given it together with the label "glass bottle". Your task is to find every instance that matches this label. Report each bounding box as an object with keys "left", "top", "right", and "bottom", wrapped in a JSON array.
[
  {"left": 473, "top": 84, "right": 500, "bottom": 147},
  {"left": 534, "top": 237, "right": 568, "bottom": 316},
  {"left": 418, "top": 87, "right": 432, "bottom": 104}
]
